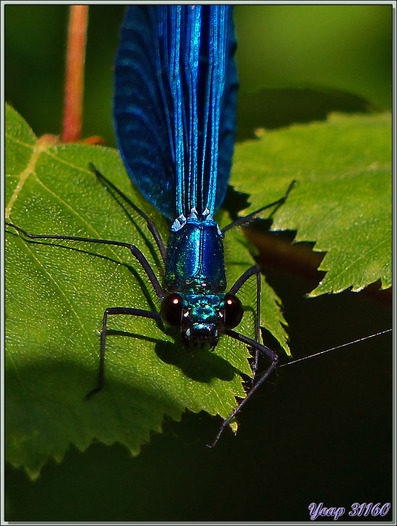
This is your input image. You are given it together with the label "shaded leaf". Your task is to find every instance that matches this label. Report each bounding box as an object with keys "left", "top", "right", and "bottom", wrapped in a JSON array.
[{"left": 236, "top": 86, "right": 376, "bottom": 141}]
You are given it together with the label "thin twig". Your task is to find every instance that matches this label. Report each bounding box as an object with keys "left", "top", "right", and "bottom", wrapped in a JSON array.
[{"left": 62, "top": 5, "right": 89, "bottom": 142}]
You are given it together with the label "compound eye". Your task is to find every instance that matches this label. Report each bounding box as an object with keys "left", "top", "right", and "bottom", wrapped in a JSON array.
[
  {"left": 160, "top": 293, "right": 184, "bottom": 327},
  {"left": 223, "top": 294, "right": 243, "bottom": 329}
]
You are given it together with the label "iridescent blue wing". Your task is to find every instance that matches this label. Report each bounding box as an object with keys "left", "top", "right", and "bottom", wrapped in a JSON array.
[{"left": 114, "top": 5, "right": 238, "bottom": 221}]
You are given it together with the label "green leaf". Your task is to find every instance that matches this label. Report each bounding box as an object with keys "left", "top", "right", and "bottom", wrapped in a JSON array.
[
  {"left": 232, "top": 113, "right": 391, "bottom": 295},
  {"left": 5, "top": 103, "right": 288, "bottom": 478}
]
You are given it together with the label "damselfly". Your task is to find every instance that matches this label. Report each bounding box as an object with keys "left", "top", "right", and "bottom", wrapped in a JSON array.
[{"left": 5, "top": 6, "right": 390, "bottom": 450}]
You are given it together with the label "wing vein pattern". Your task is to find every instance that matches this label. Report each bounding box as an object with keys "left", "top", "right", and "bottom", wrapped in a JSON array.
[{"left": 114, "top": 5, "right": 238, "bottom": 221}]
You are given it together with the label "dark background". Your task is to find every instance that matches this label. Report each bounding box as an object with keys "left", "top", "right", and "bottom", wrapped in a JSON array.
[{"left": 5, "top": 5, "right": 392, "bottom": 522}]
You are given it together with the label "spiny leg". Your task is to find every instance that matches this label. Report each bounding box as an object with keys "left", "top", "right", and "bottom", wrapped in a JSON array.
[
  {"left": 222, "top": 179, "right": 296, "bottom": 233},
  {"left": 229, "top": 264, "right": 262, "bottom": 374},
  {"left": 208, "top": 329, "right": 279, "bottom": 448},
  {"left": 86, "top": 307, "right": 161, "bottom": 398},
  {"left": 223, "top": 180, "right": 294, "bottom": 376},
  {"left": 6, "top": 225, "right": 166, "bottom": 400},
  {"left": 212, "top": 181, "right": 295, "bottom": 445},
  {"left": 88, "top": 163, "right": 166, "bottom": 262},
  {"left": 5, "top": 222, "right": 164, "bottom": 301}
]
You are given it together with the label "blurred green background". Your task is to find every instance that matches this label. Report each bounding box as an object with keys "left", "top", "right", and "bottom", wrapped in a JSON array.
[
  {"left": 5, "top": 5, "right": 392, "bottom": 522},
  {"left": 6, "top": 5, "right": 391, "bottom": 143}
]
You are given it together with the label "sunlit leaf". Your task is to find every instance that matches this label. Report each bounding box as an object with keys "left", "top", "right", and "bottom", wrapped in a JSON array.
[
  {"left": 5, "top": 103, "right": 288, "bottom": 478},
  {"left": 232, "top": 112, "right": 391, "bottom": 294}
]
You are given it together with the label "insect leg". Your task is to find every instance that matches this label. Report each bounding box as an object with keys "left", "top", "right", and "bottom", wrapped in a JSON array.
[
  {"left": 229, "top": 264, "right": 262, "bottom": 374},
  {"left": 86, "top": 307, "right": 161, "bottom": 398},
  {"left": 5, "top": 222, "right": 164, "bottom": 301},
  {"left": 222, "top": 179, "right": 296, "bottom": 233},
  {"left": 209, "top": 329, "right": 279, "bottom": 448},
  {"left": 89, "top": 163, "right": 167, "bottom": 262}
]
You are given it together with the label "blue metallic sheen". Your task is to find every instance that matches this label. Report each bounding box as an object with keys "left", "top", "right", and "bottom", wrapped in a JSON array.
[
  {"left": 164, "top": 217, "right": 226, "bottom": 293},
  {"left": 114, "top": 5, "right": 238, "bottom": 221},
  {"left": 4, "top": 5, "right": 282, "bottom": 447},
  {"left": 181, "top": 293, "right": 227, "bottom": 344},
  {"left": 114, "top": 5, "right": 239, "bottom": 347}
]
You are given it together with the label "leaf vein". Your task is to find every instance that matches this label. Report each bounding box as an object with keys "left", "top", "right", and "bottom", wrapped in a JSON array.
[{"left": 12, "top": 238, "right": 97, "bottom": 355}]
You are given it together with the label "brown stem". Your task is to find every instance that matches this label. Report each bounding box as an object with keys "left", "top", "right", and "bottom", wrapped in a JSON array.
[{"left": 61, "top": 5, "right": 89, "bottom": 142}]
